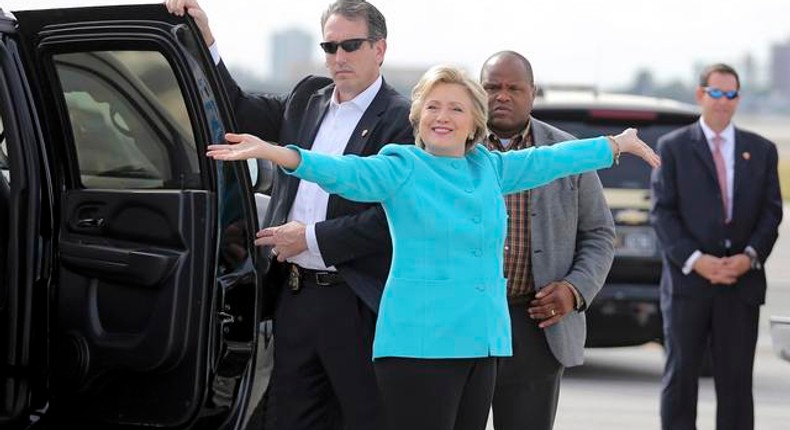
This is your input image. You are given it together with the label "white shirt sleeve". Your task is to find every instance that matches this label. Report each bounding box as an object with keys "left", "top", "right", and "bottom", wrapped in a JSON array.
[
  {"left": 304, "top": 223, "right": 326, "bottom": 263},
  {"left": 682, "top": 250, "right": 703, "bottom": 275}
]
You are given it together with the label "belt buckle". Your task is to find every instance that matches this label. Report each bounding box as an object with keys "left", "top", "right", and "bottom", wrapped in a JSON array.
[{"left": 315, "top": 272, "right": 331, "bottom": 286}]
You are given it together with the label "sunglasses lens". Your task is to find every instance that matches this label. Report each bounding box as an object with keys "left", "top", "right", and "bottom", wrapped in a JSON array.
[
  {"left": 320, "top": 42, "right": 339, "bottom": 54},
  {"left": 340, "top": 39, "right": 365, "bottom": 52},
  {"left": 705, "top": 88, "right": 739, "bottom": 100},
  {"left": 321, "top": 38, "right": 369, "bottom": 54}
]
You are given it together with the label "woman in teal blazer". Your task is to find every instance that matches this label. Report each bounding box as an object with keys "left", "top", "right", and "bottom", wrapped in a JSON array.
[{"left": 207, "top": 65, "right": 660, "bottom": 430}]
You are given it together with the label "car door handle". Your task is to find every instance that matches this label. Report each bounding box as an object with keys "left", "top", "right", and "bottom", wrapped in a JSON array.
[{"left": 76, "top": 217, "right": 105, "bottom": 229}]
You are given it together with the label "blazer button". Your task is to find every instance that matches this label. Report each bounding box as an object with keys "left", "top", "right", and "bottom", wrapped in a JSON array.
[
  {"left": 472, "top": 249, "right": 482, "bottom": 257},
  {"left": 472, "top": 216, "right": 481, "bottom": 224},
  {"left": 465, "top": 187, "right": 474, "bottom": 193},
  {"left": 476, "top": 284, "right": 486, "bottom": 292}
]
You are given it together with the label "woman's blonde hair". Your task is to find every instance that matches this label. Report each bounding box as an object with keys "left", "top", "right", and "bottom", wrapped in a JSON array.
[{"left": 409, "top": 65, "right": 489, "bottom": 153}]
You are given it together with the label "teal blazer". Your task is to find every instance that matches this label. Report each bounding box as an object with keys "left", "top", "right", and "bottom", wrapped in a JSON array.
[{"left": 287, "top": 138, "right": 612, "bottom": 359}]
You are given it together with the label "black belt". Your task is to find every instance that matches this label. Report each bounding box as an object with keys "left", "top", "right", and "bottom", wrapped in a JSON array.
[{"left": 289, "top": 264, "right": 344, "bottom": 288}]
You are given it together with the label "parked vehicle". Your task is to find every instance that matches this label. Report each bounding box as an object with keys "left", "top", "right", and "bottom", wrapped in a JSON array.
[
  {"left": 0, "top": 4, "right": 273, "bottom": 429},
  {"left": 532, "top": 88, "right": 699, "bottom": 347}
]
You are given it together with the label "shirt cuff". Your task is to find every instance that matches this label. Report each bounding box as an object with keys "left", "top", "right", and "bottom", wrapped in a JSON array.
[
  {"left": 744, "top": 246, "right": 762, "bottom": 270},
  {"left": 304, "top": 223, "right": 324, "bottom": 261},
  {"left": 208, "top": 41, "right": 221, "bottom": 66},
  {"left": 682, "top": 250, "right": 702, "bottom": 275}
]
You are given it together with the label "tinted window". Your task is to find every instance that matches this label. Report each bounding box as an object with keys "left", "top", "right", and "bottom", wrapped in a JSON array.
[
  {"left": 54, "top": 51, "right": 199, "bottom": 189},
  {"left": 536, "top": 120, "right": 692, "bottom": 189}
]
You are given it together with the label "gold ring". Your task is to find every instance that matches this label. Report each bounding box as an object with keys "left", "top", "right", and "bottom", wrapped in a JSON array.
[{"left": 550, "top": 309, "right": 556, "bottom": 317}]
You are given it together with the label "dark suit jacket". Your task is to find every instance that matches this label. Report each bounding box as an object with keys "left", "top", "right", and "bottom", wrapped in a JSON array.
[
  {"left": 217, "top": 62, "right": 413, "bottom": 313},
  {"left": 650, "top": 122, "right": 783, "bottom": 306}
]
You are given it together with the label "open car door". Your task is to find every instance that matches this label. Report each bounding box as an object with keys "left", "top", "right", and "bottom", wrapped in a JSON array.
[{"left": 3, "top": 4, "right": 262, "bottom": 429}]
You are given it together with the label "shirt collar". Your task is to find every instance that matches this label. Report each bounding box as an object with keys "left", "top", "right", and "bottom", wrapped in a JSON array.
[
  {"left": 330, "top": 75, "right": 383, "bottom": 112},
  {"left": 699, "top": 117, "right": 735, "bottom": 145},
  {"left": 488, "top": 118, "right": 532, "bottom": 147}
]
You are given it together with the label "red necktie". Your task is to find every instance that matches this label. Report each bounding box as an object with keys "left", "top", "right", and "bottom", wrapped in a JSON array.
[{"left": 711, "top": 134, "right": 729, "bottom": 222}]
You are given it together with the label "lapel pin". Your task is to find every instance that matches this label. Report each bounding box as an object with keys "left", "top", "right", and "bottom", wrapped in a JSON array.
[
  {"left": 742, "top": 152, "right": 751, "bottom": 161},
  {"left": 361, "top": 129, "right": 369, "bottom": 137}
]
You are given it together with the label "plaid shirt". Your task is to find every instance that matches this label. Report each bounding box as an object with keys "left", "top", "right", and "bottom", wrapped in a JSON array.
[{"left": 486, "top": 120, "right": 535, "bottom": 301}]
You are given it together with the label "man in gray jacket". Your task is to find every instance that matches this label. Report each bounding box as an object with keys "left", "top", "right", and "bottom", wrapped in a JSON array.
[{"left": 481, "top": 51, "right": 616, "bottom": 430}]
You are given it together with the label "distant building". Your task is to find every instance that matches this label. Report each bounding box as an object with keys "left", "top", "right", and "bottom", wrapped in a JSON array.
[
  {"left": 272, "top": 28, "right": 314, "bottom": 85},
  {"left": 741, "top": 53, "right": 758, "bottom": 91},
  {"left": 771, "top": 38, "right": 790, "bottom": 99}
]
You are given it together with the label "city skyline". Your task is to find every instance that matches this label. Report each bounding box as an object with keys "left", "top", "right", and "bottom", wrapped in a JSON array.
[{"left": 6, "top": 0, "right": 790, "bottom": 90}]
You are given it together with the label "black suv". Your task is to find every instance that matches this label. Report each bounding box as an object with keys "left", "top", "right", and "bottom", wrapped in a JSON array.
[
  {"left": 532, "top": 88, "right": 699, "bottom": 347},
  {"left": 1, "top": 5, "right": 274, "bottom": 429}
]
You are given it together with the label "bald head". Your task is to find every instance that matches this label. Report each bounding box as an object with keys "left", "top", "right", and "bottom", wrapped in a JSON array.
[
  {"left": 481, "top": 51, "right": 534, "bottom": 85},
  {"left": 480, "top": 51, "right": 536, "bottom": 138}
]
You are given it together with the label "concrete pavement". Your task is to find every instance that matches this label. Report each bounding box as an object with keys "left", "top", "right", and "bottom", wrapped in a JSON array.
[{"left": 487, "top": 205, "right": 790, "bottom": 429}]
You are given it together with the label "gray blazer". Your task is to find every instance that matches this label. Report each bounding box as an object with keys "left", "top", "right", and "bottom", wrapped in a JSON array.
[{"left": 529, "top": 118, "right": 616, "bottom": 367}]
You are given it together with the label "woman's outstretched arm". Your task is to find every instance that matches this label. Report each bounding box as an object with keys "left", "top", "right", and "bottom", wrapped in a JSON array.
[{"left": 207, "top": 133, "right": 300, "bottom": 168}]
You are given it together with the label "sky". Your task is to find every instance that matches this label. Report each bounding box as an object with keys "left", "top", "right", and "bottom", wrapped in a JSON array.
[{"left": 4, "top": 0, "right": 790, "bottom": 90}]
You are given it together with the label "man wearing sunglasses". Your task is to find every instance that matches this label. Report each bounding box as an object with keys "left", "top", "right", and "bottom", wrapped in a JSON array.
[
  {"left": 166, "top": 1, "right": 412, "bottom": 430},
  {"left": 651, "top": 63, "right": 783, "bottom": 430}
]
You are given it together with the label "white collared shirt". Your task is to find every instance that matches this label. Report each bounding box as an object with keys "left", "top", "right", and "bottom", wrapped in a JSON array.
[
  {"left": 682, "top": 118, "right": 736, "bottom": 275},
  {"left": 699, "top": 118, "right": 735, "bottom": 221},
  {"left": 289, "top": 76, "right": 382, "bottom": 270}
]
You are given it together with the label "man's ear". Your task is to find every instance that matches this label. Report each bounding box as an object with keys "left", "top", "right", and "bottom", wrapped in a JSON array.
[{"left": 375, "top": 39, "right": 387, "bottom": 67}]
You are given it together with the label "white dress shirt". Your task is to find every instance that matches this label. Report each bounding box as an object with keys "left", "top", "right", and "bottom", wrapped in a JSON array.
[
  {"left": 288, "top": 76, "right": 382, "bottom": 270},
  {"left": 682, "top": 118, "right": 736, "bottom": 274}
]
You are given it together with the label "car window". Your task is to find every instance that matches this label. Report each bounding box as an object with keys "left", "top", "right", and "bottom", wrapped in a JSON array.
[
  {"left": 537, "top": 120, "right": 688, "bottom": 189},
  {"left": 54, "top": 50, "right": 200, "bottom": 189}
]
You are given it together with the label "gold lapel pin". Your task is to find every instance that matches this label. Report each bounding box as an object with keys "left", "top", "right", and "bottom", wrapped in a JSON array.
[
  {"left": 361, "top": 129, "right": 369, "bottom": 137},
  {"left": 742, "top": 152, "right": 751, "bottom": 161}
]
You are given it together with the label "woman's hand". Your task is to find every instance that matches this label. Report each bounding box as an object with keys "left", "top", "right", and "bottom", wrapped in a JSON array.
[
  {"left": 611, "top": 128, "right": 661, "bottom": 168},
  {"left": 206, "top": 133, "right": 269, "bottom": 161},
  {"left": 207, "top": 133, "right": 302, "bottom": 169}
]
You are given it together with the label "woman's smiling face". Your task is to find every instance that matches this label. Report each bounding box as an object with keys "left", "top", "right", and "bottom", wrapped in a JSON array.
[{"left": 418, "top": 83, "right": 475, "bottom": 157}]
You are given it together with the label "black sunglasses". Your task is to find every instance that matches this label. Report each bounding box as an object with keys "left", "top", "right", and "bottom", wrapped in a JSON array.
[
  {"left": 319, "top": 38, "right": 373, "bottom": 54},
  {"left": 703, "top": 87, "right": 739, "bottom": 100}
]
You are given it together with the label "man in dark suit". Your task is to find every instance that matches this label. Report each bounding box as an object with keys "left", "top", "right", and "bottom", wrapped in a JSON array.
[
  {"left": 167, "top": 1, "right": 412, "bottom": 429},
  {"left": 651, "top": 63, "right": 783, "bottom": 430},
  {"left": 481, "top": 51, "right": 615, "bottom": 430}
]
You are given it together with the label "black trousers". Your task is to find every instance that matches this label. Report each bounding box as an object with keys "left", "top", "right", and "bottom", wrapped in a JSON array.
[
  {"left": 660, "top": 288, "right": 760, "bottom": 430},
  {"left": 492, "top": 303, "right": 564, "bottom": 430},
  {"left": 271, "top": 278, "right": 383, "bottom": 430},
  {"left": 374, "top": 357, "right": 497, "bottom": 430}
]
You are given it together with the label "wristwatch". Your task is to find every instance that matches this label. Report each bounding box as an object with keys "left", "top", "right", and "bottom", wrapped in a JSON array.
[
  {"left": 562, "top": 280, "right": 585, "bottom": 311},
  {"left": 744, "top": 247, "right": 762, "bottom": 271}
]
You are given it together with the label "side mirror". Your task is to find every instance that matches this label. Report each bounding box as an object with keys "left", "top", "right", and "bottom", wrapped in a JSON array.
[
  {"left": 247, "top": 159, "right": 274, "bottom": 228},
  {"left": 247, "top": 158, "right": 273, "bottom": 194}
]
